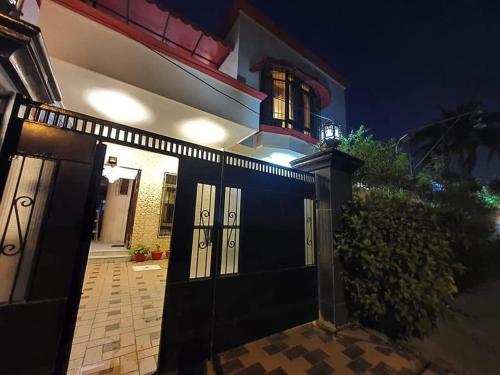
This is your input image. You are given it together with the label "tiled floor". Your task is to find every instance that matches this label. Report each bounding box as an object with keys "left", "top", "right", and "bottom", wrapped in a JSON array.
[
  {"left": 67, "top": 260, "right": 168, "bottom": 375},
  {"left": 214, "top": 323, "right": 452, "bottom": 375},
  {"left": 68, "top": 261, "right": 453, "bottom": 375}
]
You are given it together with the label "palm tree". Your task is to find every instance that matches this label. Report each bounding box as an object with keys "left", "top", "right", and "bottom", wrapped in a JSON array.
[{"left": 409, "top": 101, "right": 500, "bottom": 178}]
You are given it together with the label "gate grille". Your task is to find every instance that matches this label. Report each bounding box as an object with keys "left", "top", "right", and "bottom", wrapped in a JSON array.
[
  {"left": 0, "top": 155, "right": 57, "bottom": 303},
  {"left": 17, "top": 101, "right": 314, "bottom": 184}
]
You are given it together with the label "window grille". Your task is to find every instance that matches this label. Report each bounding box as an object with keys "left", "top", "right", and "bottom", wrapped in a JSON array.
[
  {"left": 189, "top": 183, "right": 216, "bottom": 279},
  {"left": 304, "top": 198, "right": 315, "bottom": 265},
  {"left": 220, "top": 187, "right": 241, "bottom": 275}
]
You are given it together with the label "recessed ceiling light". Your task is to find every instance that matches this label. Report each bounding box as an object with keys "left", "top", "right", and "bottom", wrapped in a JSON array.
[
  {"left": 180, "top": 118, "right": 228, "bottom": 145},
  {"left": 84, "top": 88, "right": 152, "bottom": 124},
  {"left": 263, "top": 152, "right": 298, "bottom": 167}
]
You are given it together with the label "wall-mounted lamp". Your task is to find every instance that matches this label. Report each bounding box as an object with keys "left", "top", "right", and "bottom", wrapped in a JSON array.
[{"left": 108, "top": 156, "right": 118, "bottom": 166}]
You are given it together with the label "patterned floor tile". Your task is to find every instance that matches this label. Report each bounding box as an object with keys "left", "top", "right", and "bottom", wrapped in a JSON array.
[
  {"left": 306, "top": 361, "right": 335, "bottom": 375},
  {"left": 265, "top": 367, "right": 288, "bottom": 375},
  {"left": 303, "top": 349, "right": 328, "bottom": 365},
  {"left": 347, "top": 357, "right": 373, "bottom": 373},
  {"left": 263, "top": 342, "right": 289, "bottom": 355},
  {"left": 283, "top": 345, "right": 308, "bottom": 360},
  {"left": 395, "top": 369, "right": 417, "bottom": 375},
  {"left": 370, "top": 362, "right": 397, "bottom": 375},
  {"left": 267, "top": 332, "right": 289, "bottom": 343},
  {"left": 375, "top": 346, "right": 393, "bottom": 356},
  {"left": 336, "top": 335, "right": 358, "bottom": 348},
  {"left": 223, "top": 346, "right": 250, "bottom": 360},
  {"left": 221, "top": 358, "right": 245, "bottom": 374},
  {"left": 342, "top": 344, "right": 365, "bottom": 360},
  {"left": 235, "top": 363, "right": 266, "bottom": 375},
  {"left": 68, "top": 259, "right": 168, "bottom": 374},
  {"left": 217, "top": 324, "right": 427, "bottom": 375}
]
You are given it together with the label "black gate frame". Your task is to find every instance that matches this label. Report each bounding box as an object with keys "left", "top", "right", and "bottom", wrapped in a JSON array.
[{"left": 6, "top": 99, "right": 317, "bottom": 373}]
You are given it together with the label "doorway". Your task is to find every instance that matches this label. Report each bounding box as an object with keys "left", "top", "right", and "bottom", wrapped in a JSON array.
[
  {"left": 89, "top": 161, "right": 140, "bottom": 262},
  {"left": 67, "top": 143, "right": 179, "bottom": 375}
]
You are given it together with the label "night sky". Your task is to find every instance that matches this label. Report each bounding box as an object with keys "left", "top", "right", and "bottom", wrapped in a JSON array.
[{"left": 162, "top": 0, "right": 499, "bottom": 177}]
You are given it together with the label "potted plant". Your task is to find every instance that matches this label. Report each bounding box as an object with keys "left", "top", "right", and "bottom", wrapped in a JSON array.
[
  {"left": 151, "top": 244, "right": 163, "bottom": 260},
  {"left": 130, "top": 244, "right": 149, "bottom": 262}
]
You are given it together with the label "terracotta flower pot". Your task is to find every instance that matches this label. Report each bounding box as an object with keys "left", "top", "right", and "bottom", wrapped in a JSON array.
[
  {"left": 134, "top": 253, "right": 146, "bottom": 262},
  {"left": 151, "top": 251, "right": 162, "bottom": 260},
  {"left": 165, "top": 250, "right": 171, "bottom": 259}
]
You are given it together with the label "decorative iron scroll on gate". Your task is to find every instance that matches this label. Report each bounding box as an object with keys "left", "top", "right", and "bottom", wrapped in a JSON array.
[
  {"left": 221, "top": 186, "right": 241, "bottom": 275},
  {"left": 189, "top": 183, "right": 217, "bottom": 279},
  {"left": 1, "top": 194, "right": 34, "bottom": 256},
  {"left": 17, "top": 101, "right": 315, "bottom": 184},
  {"left": 0, "top": 155, "right": 57, "bottom": 303}
]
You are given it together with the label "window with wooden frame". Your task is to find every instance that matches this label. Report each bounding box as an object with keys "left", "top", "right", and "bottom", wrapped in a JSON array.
[{"left": 261, "top": 68, "right": 320, "bottom": 139}]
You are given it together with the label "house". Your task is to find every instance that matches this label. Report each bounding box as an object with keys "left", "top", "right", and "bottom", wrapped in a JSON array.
[
  {"left": 0, "top": 1, "right": 357, "bottom": 374},
  {"left": 37, "top": 0, "right": 348, "bottom": 164}
]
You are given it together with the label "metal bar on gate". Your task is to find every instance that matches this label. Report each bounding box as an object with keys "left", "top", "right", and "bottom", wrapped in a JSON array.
[{"left": 9, "top": 158, "right": 46, "bottom": 302}]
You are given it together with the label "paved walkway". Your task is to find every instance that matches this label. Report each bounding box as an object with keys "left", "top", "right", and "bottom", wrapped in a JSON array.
[
  {"left": 214, "top": 322, "right": 441, "bottom": 375},
  {"left": 68, "top": 259, "right": 168, "bottom": 375},
  {"left": 407, "top": 279, "right": 500, "bottom": 375},
  {"left": 67, "top": 259, "right": 461, "bottom": 374}
]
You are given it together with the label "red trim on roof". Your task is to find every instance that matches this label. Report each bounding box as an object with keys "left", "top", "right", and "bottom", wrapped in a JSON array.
[
  {"left": 220, "top": 0, "right": 349, "bottom": 88},
  {"left": 50, "top": 0, "right": 267, "bottom": 101},
  {"left": 88, "top": 0, "right": 231, "bottom": 68},
  {"left": 260, "top": 124, "right": 318, "bottom": 145},
  {"left": 251, "top": 57, "right": 332, "bottom": 108}
]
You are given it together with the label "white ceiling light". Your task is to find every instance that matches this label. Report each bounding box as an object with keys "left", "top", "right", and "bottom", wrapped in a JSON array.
[
  {"left": 84, "top": 88, "right": 152, "bottom": 124},
  {"left": 180, "top": 118, "right": 228, "bottom": 146},
  {"left": 263, "top": 152, "right": 298, "bottom": 167},
  {"left": 102, "top": 165, "right": 138, "bottom": 183}
]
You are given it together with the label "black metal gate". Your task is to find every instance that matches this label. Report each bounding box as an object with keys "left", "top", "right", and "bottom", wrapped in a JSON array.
[
  {"left": 4, "top": 100, "right": 317, "bottom": 374},
  {"left": 159, "top": 155, "right": 317, "bottom": 372},
  {"left": 0, "top": 118, "right": 105, "bottom": 375}
]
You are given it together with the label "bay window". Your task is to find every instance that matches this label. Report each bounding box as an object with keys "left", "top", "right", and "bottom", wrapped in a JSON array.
[{"left": 261, "top": 68, "right": 320, "bottom": 139}]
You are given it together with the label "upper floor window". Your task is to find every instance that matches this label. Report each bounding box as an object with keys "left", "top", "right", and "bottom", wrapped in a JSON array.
[{"left": 261, "top": 69, "right": 320, "bottom": 139}]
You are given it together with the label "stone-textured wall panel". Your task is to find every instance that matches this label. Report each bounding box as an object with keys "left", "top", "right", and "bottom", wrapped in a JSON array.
[{"left": 104, "top": 143, "right": 178, "bottom": 250}]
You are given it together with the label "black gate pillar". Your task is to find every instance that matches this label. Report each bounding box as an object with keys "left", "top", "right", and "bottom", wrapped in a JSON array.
[{"left": 291, "top": 147, "right": 362, "bottom": 329}]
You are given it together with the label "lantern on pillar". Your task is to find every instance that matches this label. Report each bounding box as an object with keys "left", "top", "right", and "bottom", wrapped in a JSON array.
[{"left": 320, "top": 120, "right": 341, "bottom": 147}]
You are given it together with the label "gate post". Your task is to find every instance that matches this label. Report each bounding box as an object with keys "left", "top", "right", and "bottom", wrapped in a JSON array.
[{"left": 291, "top": 147, "right": 362, "bottom": 329}]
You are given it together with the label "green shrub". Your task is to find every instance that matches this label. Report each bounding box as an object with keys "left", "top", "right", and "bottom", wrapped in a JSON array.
[
  {"left": 337, "top": 126, "right": 412, "bottom": 192},
  {"left": 336, "top": 192, "right": 462, "bottom": 339}
]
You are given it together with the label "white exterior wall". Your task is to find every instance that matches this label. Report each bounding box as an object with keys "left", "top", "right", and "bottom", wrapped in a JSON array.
[
  {"left": 233, "top": 13, "right": 347, "bottom": 133},
  {"left": 38, "top": 0, "right": 262, "bottom": 150},
  {"left": 219, "top": 21, "right": 240, "bottom": 79}
]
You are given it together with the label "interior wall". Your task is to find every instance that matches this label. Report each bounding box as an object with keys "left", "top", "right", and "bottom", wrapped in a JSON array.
[
  {"left": 99, "top": 179, "right": 132, "bottom": 243},
  {"left": 103, "top": 142, "right": 178, "bottom": 250}
]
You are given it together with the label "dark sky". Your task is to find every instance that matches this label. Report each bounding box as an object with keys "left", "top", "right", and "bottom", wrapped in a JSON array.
[{"left": 161, "top": 0, "right": 499, "bottom": 178}]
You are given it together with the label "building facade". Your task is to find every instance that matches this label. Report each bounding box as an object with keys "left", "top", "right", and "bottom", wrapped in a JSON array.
[
  {"left": 26, "top": 0, "right": 348, "bottom": 254},
  {"left": 0, "top": 1, "right": 356, "bottom": 374}
]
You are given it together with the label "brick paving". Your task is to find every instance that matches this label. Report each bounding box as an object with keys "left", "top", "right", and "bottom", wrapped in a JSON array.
[
  {"left": 66, "top": 260, "right": 455, "bottom": 375},
  {"left": 213, "top": 323, "right": 454, "bottom": 375}
]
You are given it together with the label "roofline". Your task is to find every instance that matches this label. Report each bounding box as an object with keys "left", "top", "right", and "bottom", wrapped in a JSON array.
[
  {"left": 47, "top": 0, "right": 268, "bottom": 101},
  {"left": 145, "top": 0, "right": 232, "bottom": 50},
  {"left": 219, "top": 0, "right": 350, "bottom": 88}
]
